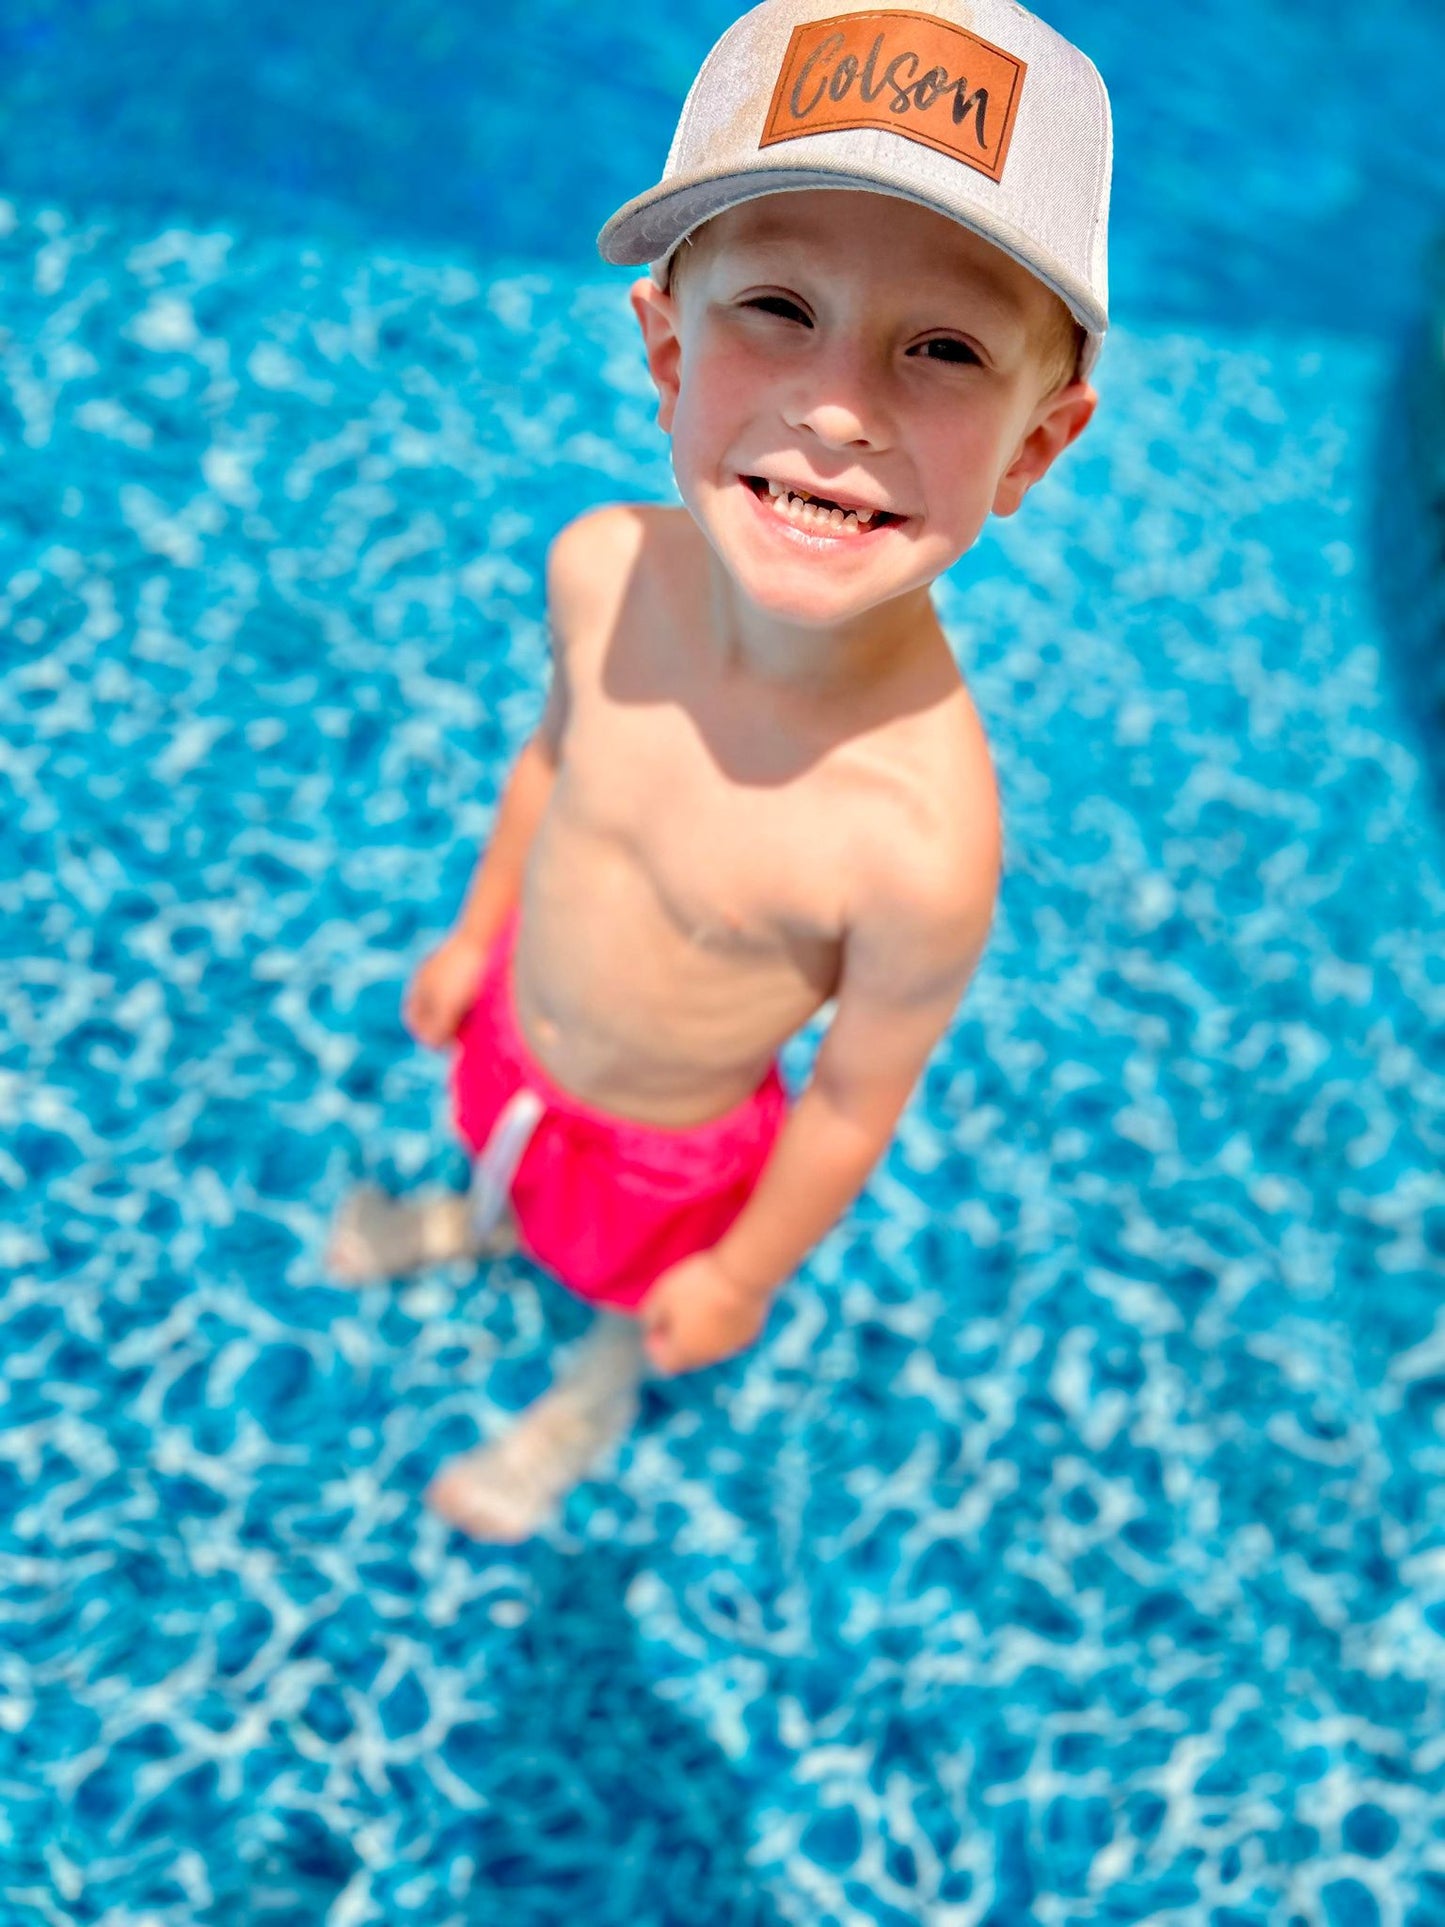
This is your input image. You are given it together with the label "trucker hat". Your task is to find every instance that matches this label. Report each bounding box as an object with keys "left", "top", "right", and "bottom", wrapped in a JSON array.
[{"left": 597, "top": 0, "right": 1112, "bottom": 375}]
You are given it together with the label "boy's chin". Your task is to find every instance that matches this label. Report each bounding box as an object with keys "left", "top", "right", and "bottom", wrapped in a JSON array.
[
  {"left": 716, "top": 535, "right": 949, "bottom": 632},
  {"left": 691, "top": 494, "right": 945, "bottom": 628}
]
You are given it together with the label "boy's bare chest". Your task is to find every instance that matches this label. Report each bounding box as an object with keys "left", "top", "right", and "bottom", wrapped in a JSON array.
[{"left": 558, "top": 683, "right": 862, "bottom": 948}]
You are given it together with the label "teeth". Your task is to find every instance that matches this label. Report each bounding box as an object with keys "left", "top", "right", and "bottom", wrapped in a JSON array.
[{"left": 756, "top": 478, "right": 884, "bottom": 536}]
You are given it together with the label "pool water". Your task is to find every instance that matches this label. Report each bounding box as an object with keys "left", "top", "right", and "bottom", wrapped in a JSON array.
[{"left": 3, "top": 3, "right": 1445, "bottom": 1924}]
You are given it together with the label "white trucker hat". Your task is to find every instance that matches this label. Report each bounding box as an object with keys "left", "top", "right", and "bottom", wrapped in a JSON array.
[{"left": 598, "top": 0, "right": 1112, "bottom": 375}]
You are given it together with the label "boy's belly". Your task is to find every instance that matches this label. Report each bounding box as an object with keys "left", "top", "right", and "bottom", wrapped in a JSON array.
[{"left": 510, "top": 820, "right": 839, "bottom": 1129}]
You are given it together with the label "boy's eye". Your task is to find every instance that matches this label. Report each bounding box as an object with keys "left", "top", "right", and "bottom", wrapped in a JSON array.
[
  {"left": 912, "top": 336, "right": 982, "bottom": 365},
  {"left": 744, "top": 294, "right": 811, "bottom": 324}
]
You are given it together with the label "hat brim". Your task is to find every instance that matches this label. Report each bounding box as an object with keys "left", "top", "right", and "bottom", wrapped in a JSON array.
[{"left": 597, "top": 160, "right": 1106, "bottom": 374}]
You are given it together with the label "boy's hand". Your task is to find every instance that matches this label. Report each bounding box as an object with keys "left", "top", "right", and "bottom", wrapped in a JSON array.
[
  {"left": 639, "top": 1250, "right": 770, "bottom": 1375},
  {"left": 403, "top": 931, "right": 489, "bottom": 1050}
]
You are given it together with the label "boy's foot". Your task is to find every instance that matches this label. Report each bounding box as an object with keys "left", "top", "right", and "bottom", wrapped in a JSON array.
[
  {"left": 427, "top": 1315, "right": 645, "bottom": 1542},
  {"left": 327, "top": 1184, "right": 516, "bottom": 1283},
  {"left": 426, "top": 1388, "right": 635, "bottom": 1541}
]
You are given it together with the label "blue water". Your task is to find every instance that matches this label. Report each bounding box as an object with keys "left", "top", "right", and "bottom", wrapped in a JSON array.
[{"left": 3, "top": 3, "right": 1445, "bottom": 1924}]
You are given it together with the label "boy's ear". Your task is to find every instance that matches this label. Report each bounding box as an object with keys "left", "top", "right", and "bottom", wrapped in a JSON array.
[
  {"left": 992, "top": 381, "right": 1097, "bottom": 517},
  {"left": 630, "top": 275, "right": 684, "bottom": 434}
]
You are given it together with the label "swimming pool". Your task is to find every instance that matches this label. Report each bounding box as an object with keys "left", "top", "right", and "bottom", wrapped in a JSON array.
[{"left": 3, "top": 2, "right": 1445, "bottom": 1923}]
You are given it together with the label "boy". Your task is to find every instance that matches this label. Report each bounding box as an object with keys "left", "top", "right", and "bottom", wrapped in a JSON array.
[{"left": 329, "top": 0, "right": 1111, "bottom": 1541}]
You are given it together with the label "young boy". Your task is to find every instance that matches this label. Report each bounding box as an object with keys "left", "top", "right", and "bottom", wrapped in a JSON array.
[{"left": 329, "top": 0, "right": 1111, "bottom": 1540}]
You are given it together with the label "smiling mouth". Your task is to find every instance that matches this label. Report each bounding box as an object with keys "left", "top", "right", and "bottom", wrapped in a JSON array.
[{"left": 743, "top": 474, "right": 904, "bottom": 534}]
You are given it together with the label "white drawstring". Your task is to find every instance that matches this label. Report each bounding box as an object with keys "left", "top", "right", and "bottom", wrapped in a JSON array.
[{"left": 467, "top": 1087, "right": 545, "bottom": 1242}]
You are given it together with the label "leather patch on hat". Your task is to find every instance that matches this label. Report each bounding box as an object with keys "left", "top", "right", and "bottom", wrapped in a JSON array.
[{"left": 761, "top": 9, "right": 1026, "bottom": 182}]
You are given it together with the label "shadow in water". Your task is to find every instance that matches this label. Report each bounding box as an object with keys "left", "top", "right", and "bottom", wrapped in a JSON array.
[
  {"left": 1367, "top": 232, "right": 1445, "bottom": 830},
  {"left": 419, "top": 1543, "right": 789, "bottom": 1927}
]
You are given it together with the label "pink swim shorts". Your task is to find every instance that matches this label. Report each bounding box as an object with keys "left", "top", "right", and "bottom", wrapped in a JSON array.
[{"left": 449, "top": 910, "right": 789, "bottom": 1314}]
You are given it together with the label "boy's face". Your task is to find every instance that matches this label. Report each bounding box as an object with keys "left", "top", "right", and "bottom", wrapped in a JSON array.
[{"left": 632, "top": 190, "right": 1095, "bottom": 632}]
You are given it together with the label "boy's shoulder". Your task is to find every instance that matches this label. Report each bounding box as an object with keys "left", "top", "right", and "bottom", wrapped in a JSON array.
[
  {"left": 544, "top": 503, "right": 700, "bottom": 670},
  {"left": 848, "top": 669, "right": 1000, "bottom": 907},
  {"left": 545, "top": 501, "right": 680, "bottom": 605},
  {"left": 789, "top": 668, "right": 1002, "bottom": 1020}
]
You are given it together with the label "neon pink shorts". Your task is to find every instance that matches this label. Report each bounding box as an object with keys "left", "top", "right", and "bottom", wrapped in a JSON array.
[{"left": 449, "top": 911, "right": 788, "bottom": 1314}]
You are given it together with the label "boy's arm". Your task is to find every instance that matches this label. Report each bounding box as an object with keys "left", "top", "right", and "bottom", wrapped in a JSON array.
[
  {"left": 641, "top": 827, "right": 1000, "bottom": 1372},
  {"left": 407, "top": 511, "right": 628, "bottom": 1050},
  {"left": 447, "top": 515, "right": 597, "bottom": 950},
  {"left": 449, "top": 674, "right": 564, "bottom": 953},
  {"left": 712, "top": 832, "right": 1001, "bottom": 1304}
]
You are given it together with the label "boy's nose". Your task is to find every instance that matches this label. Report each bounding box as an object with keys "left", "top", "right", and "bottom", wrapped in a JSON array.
[
  {"left": 782, "top": 350, "right": 892, "bottom": 451},
  {"left": 789, "top": 400, "right": 877, "bottom": 450}
]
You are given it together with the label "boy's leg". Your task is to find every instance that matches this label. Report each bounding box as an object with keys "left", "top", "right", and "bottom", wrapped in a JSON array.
[
  {"left": 328, "top": 1088, "right": 543, "bottom": 1283},
  {"left": 326, "top": 1183, "right": 518, "bottom": 1283},
  {"left": 427, "top": 1310, "right": 647, "bottom": 1542}
]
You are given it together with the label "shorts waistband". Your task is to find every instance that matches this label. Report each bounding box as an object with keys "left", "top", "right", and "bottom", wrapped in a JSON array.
[{"left": 478, "top": 907, "right": 787, "bottom": 1174}]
